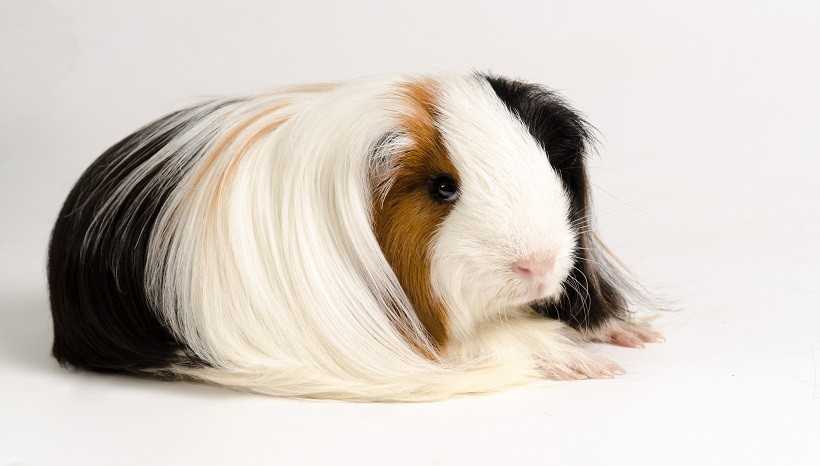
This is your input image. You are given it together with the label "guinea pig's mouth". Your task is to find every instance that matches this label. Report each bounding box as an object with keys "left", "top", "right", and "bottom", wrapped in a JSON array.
[{"left": 509, "top": 279, "right": 565, "bottom": 307}]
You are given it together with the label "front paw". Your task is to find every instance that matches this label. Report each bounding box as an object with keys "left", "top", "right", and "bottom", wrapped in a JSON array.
[
  {"left": 583, "top": 316, "right": 665, "bottom": 348},
  {"left": 537, "top": 341, "right": 624, "bottom": 380}
]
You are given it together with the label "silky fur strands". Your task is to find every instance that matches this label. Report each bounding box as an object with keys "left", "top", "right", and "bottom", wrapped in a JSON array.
[{"left": 48, "top": 74, "right": 661, "bottom": 401}]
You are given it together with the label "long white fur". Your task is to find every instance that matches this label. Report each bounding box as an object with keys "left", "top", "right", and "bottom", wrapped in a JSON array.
[{"left": 100, "top": 75, "right": 622, "bottom": 400}]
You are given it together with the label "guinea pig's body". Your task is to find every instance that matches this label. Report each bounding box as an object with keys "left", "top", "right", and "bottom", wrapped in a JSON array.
[{"left": 48, "top": 74, "right": 661, "bottom": 400}]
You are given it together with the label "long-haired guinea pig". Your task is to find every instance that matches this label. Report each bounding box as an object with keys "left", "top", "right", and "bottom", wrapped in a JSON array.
[{"left": 47, "top": 73, "right": 663, "bottom": 401}]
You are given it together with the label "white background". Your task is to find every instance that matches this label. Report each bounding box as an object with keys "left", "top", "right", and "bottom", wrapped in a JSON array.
[{"left": 1, "top": 0, "right": 818, "bottom": 464}]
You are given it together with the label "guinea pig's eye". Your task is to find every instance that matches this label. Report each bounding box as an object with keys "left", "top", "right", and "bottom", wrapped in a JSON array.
[{"left": 428, "top": 175, "right": 459, "bottom": 204}]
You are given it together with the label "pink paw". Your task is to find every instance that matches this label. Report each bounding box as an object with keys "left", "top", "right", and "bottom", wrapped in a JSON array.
[
  {"left": 584, "top": 318, "right": 665, "bottom": 348},
  {"left": 539, "top": 345, "right": 625, "bottom": 380}
]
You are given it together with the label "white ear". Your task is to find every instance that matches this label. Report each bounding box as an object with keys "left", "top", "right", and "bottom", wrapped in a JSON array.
[{"left": 369, "top": 130, "right": 413, "bottom": 209}]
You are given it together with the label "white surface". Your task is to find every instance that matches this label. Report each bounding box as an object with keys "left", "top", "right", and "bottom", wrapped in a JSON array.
[{"left": 1, "top": 0, "right": 818, "bottom": 464}]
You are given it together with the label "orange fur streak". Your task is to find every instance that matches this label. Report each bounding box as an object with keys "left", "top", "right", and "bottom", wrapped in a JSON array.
[{"left": 194, "top": 104, "right": 291, "bottom": 226}]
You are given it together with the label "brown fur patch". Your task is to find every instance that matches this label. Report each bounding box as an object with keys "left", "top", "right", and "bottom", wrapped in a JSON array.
[{"left": 372, "top": 80, "right": 459, "bottom": 351}]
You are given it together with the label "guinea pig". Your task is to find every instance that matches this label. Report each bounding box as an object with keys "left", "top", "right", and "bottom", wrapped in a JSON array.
[{"left": 47, "top": 73, "right": 663, "bottom": 401}]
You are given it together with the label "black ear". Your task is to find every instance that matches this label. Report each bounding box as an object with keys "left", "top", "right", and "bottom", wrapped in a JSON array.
[{"left": 484, "top": 74, "right": 643, "bottom": 331}]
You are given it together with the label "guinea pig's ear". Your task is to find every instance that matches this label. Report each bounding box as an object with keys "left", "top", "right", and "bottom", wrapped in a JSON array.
[
  {"left": 483, "top": 74, "right": 647, "bottom": 331},
  {"left": 369, "top": 131, "right": 412, "bottom": 208}
]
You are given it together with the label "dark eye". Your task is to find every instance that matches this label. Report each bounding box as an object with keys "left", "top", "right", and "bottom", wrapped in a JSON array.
[{"left": 428, "top": 174, "right": 459, "bottom": 204}]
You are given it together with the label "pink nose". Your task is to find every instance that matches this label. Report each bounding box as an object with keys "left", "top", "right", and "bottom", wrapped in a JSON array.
[{"left": 512, "top": 255, "right": 557, "bottom": 279}]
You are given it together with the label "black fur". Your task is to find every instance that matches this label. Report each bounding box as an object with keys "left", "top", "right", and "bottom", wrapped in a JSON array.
[
  {"left": 47, "top": 102, "right": 232, "bottom": 374},
  {"left": 485, "top": 74, "right": 631, "bottom": 330}
]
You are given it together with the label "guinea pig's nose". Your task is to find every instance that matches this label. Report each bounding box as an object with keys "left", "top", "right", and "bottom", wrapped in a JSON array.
[{"left": 512, "top": 254, "right": 557, "bottom": 280}]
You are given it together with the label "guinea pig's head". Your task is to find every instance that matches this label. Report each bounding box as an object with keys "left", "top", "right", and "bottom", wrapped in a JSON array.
[{"left": 372, "top": 75, "right": 592, "bottom": 344}]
